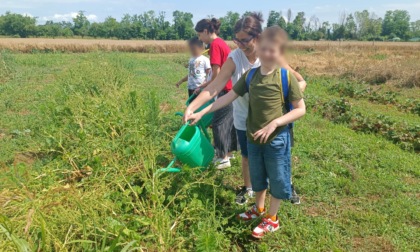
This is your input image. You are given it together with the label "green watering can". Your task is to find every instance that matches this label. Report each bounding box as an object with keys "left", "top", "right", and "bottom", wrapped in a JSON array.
[
  {"left": 158, "top": 123, "right": 214, "bottom": 173},
  {"left": 157, "top": 93, "right": 215, "bottom": 173}
]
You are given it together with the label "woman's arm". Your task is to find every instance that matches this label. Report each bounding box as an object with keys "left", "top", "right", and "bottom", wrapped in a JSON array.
[
  {"left": 252, "top": 99, "right": 306, "bottom": 143},
  {"left": 188, "top": 90, "right": 239, "bottom": 125},
  {"left": 193, "top": 64, "right": 220, "bottom": 93},
  {"left": 279, "top": 57, "right": 307, "bottom": 92},
  {"left": 183, "top": 58, "right": 236, "bottom": 123}
]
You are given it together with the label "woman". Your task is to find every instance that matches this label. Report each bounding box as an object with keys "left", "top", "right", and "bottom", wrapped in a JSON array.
[
  {"left": 194, "top": 18, "right": 236, "bottom": 169},
  {"left": 184, "top": 13, "right": 307, "bottom": 205}
]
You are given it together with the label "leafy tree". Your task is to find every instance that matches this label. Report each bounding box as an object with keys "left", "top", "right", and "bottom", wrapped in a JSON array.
[
  {"left": 43, "top": 21, "right": 61, "bottom": 38},
  {"left": 102, "top": 16, "right": 120, "bottom": 38},
  {"left": 72, "top": 11, "right": 90, "bottom": 38},
  {"left": 219, "top": 11, "right": 240, "bottom": 39},
  {"left": 410, "top": 20, "right": 420, "bottom": 38},
  {"left": 0, "top": 11, "right": 36, "bottom": 38},
  {"left": 355, "top": 10, "right": 382, "bottom": 40},
  {"left": 172, "top": 11, "right": 194, "bottom": 40},
  {"left": 332, "top": 12, "right": 346, "bottom": 40},
  {"left": 291, "top": 12, "right": 306, "bottom": 40},
  {"left": 267, "top": 11, "right": 281, "bottom": 27},
  {"left": 345, "top": 14, "right": 357, "bottom": 39},
  {"left": 0, "top": 9, "right": 418, "bottom": 41},
  {"left": 278, "top": 16, "right": 287, "bottom": 30},
  {"left": 382, "top": 10, "right": 410, "bottom": 39}
]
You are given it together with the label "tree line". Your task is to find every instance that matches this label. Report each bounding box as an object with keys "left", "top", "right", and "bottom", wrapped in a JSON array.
[{"left": 1, "top": 10, "right": 419, "bottom": 41}]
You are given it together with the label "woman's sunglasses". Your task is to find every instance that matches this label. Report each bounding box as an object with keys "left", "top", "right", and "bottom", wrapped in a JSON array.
[{"left": 233, "top": 36, "right": 255, "bottom": 46}]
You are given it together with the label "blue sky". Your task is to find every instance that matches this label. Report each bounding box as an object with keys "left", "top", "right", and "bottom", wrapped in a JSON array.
[{"left": 2, "top": 0, "right": 420, "bottom": 24}]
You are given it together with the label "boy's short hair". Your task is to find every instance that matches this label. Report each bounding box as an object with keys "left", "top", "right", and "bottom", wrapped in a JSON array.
[
  {"left": 260, "top": 26, "right": 288, "bottom": 52},
  {"left": 188, "top": 37, "right": 204, "bottom": 48}
]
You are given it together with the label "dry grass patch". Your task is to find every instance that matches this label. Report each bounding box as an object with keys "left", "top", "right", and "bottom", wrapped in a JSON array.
[{"left": 287, "top": 43, "right": 420, "bottom": 88}]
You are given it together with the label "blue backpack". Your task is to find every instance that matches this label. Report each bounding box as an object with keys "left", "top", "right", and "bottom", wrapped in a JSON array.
[{"left": 245, "top": 67, "right": 294, "bottom": 129}]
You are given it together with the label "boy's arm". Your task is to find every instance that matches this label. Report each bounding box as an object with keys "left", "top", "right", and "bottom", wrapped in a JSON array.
[
  {"left": 188, "top": 90, "right": 239, "bottom": 125},
  {"left": 176, "top": 75, "right": 188, "bottom": 88},
  {"left": 253, "top": 99, "right": 306, "bottom": 143}
]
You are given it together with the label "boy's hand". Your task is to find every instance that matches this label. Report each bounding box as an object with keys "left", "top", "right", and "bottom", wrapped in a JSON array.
[
  {"left": 252, "top": 120, "right": 278, "bottom": 143},
  {"left": 187, "top": 112, "right": 203, "bottom": 125},
  {"left": 175, "top": 82, "right": 181, "bottom": 88},
  {"left": 193, "top": 88, "right": 201, "bottom": 95}
]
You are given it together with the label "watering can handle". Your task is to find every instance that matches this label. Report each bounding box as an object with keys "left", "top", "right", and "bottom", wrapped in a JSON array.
[{"left": 186, "top": 93, "right": 197, "bottom": 105}]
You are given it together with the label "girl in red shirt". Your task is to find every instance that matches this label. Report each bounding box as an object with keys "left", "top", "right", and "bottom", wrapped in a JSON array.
[{"left": 194, "top": 18, "right": 236, "bottom": 169}]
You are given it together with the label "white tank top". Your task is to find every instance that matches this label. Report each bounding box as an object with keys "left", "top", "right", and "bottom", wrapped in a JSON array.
[{"left": 228, "top": 49, "right": 261, "bottom": 131}]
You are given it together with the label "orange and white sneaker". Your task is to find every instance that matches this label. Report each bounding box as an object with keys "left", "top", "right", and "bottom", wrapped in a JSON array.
[
  {"left": 252, "top": 217, "right": 280, "bottom": 239},
  {"left": 237, "top": 205, "right": 264, "bottom": 221}
]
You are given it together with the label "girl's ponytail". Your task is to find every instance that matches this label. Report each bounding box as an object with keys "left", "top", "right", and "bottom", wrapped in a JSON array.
[{"left": 195, "top": 18, "right": 221, "bottom": 35}]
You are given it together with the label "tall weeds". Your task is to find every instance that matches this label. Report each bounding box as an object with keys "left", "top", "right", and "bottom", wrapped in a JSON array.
[{"left": 0, "top": 53, "right": 237, "bottom": 251}]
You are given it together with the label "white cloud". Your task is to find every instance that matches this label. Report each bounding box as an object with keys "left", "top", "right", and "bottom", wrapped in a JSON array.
[
  {"left": 41, "top": 12, "right": 98, "bottom": 22},
  {"left": 22, "top": 13, "right": 34, "bottom": 17}
]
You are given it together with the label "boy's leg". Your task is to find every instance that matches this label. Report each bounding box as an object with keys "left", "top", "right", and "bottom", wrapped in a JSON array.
[
  {"left": 264, "top": 129, "right": 292, "bottom": 201},
  {"left": 251, "top": 195, "right": 281, "bottom": 239},
  {"left": 238, "top": 141, "right": 267, "bottom": 220},
  {"left": 255, "top": 190, "right": 267, "bottom": 211},
  {"left": 251, "top": 129, "right": 291, "bottom": 238},
  {"left": 267, "top": 196, "right": 282, "bottom": 217}
]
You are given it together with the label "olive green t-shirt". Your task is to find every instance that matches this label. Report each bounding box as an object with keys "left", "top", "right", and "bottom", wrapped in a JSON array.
[{"left": 233, "top": 67, "right": 303, "bottom": 144}]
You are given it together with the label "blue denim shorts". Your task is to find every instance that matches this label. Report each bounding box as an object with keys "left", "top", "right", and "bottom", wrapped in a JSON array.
[
  {"left": 247, "top": 128, "right": 292, "bottom": 199},
  {"left": 236, "top": 129, "right": 248, "bottom": 157}
]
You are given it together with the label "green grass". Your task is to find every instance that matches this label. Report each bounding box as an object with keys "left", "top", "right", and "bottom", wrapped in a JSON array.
[{"left": 1, "top": 52, "right": 419, "bottom": 251}]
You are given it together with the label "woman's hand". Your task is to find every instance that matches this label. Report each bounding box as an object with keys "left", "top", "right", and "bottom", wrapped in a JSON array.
[
  {"left": 187, "top": 112, "right": 204, "bottom": 125},
  {"left": 298, "top": 80, "right": 307, "bottom": 92},
  {"left": 252, "top": 120, "right": 278, "bottom": 143},
  {"left": 183, "top": 108, "right": 194, "bottom": 123}
]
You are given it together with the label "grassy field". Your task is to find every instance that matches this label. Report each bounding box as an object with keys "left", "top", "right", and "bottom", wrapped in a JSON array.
[{"left": 0, "top": 46, "right": 419, "bottom": 251}]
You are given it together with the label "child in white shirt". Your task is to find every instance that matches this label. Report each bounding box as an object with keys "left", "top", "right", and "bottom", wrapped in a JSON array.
[{"left": 176, "top": 37, "right": 211, "bottom": 99}]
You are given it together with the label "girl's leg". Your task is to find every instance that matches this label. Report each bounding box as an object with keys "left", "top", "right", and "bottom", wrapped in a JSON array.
[
  {"left": 242, "top": 157, "right": 251, "bottom": 188},
  {"left": 212, "top": 92, "right": 234, "bottom": 160},
  {"left": 228, "top": 124, "right": 237, "bottom": 157}
]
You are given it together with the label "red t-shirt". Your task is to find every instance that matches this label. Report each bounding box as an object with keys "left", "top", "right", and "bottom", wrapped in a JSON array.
[{"left": 209, "top": 37, "right": 232, "bottom": 92}]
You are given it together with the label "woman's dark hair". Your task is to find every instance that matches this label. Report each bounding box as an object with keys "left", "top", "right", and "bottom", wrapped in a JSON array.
[
  {"left": 195, "top": 18, "right": 221, "bottom": 35},
  {"left": 234, "top": 12, "right": 264, "bottom": 37},
  {"left": 188, "top": 37, "right": 204, "bottom": 47}
]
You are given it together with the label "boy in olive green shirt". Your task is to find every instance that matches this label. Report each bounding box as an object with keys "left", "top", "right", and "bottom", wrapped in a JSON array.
[
  {"left": 233, "top": 68, "right": 303, "bottom": 144},
  {"left": 188, "top": 26, "right": 306, "bottom": 239}
]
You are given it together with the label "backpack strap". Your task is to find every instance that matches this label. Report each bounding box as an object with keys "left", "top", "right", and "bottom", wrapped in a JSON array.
[
  {"left": 280, "top": 68, "right": 290, "bottom": 109},
  {"left": 245, "top": 67, "right": 258, "bottom": 93},
  {"left": 280, "top": 68, "right": 294, "bottom": 129}
]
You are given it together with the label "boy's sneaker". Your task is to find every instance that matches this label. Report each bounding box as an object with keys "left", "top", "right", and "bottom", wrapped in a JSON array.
[
  {"left": 214, "top": 158, "right": 231, "bottom": 170},
  {"left": 290, "top": 184, "right": 301, "bottom": 205},
  {"left": 235, "top": 186, "right": 254, "bottom": 205},
  {"left": 237, "top": 204, "right": 264, "bottom": 221},
  {"left": 252, "top": 217, "right": 280, "bottom": 239}
]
